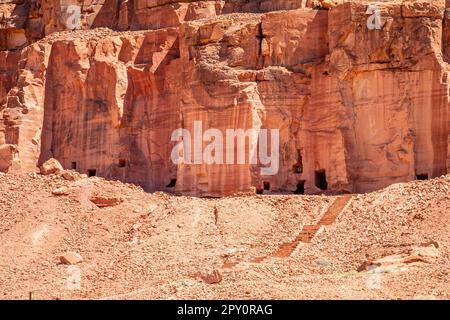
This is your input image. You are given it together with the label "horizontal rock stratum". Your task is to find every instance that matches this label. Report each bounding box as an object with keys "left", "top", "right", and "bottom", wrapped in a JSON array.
[{"left": 0, "top": 0, "right": 449, "bottom": 196}]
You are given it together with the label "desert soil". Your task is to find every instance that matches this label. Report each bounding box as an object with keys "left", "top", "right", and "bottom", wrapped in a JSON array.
[{"left": 0, "top": 172, "right": 448, "bottom": 300}]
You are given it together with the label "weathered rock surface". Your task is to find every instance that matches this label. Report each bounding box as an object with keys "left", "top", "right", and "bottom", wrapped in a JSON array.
[
  {"left": 0, "top": 0, "right": 449, "bottom": 195},
  {"left": 39, "top": 157, "right": 63, "bottom": 175}
]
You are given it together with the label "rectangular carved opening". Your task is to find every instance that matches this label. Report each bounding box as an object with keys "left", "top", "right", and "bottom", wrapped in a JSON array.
[
  {"left": 315, "top": 170, "right": 328, "bottom": 190},
  {"left": 294, "top": 180, "right": 305, "bottom": 195},
  {"left": 416, "top": 174, "right": 429, "bottom": 181},
  {"left": 71, "top": 162, "right": 77, "bottom": 170},
  {"left": 118, "top": 159, "right": 126, "bottom": 168},
  {"left": 87, "top": 169, "right": 97, "bottom": 177},
  {"left": 263, "top": 181, "right": 271, "bottom": 191}
]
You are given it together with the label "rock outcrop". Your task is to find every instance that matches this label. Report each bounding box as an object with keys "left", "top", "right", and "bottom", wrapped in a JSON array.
[{"left": 0, "top": 0, "right": 449, "bottom": 195}]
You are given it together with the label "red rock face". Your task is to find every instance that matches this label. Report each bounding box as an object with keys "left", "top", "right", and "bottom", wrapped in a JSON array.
[{"left": 0, "top": 0, "right": 449, "bottom": 195}]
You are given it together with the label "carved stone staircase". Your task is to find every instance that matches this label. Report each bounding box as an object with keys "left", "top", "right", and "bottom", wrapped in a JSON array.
[
  {"left": 271, "top": 195, "right": 352, "bottom": 258},
  {"left": 224, "top": 195, "right": 353, "bottom": 267}
]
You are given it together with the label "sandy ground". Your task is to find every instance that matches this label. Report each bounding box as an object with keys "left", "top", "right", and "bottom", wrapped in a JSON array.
[{"left": 0, "top": 172, "right": 448, "bottom": 300}]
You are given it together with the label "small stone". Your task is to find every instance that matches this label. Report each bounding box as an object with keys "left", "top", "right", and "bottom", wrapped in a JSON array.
[
  {"left": 315, "top": 258, "right": 331, "bottom": 267},
  {"left": 62, "top": 170, "right": 79, "bottom": 181},
  {"left": 89, "top": 196, "right": 123, "bottom": 208},
  {"left": 60, "top": 252, "right": 83, "bottom": 265},
  {"left": 52, "top": 187, "right": 70, "bottom": 196},
  {"left": 201, "top": 269, "right": 223, "bottom": 284}
]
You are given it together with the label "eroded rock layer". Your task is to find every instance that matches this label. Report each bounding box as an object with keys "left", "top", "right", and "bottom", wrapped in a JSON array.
[{"left": 1, "top": 0, "right": 449, "bottom": 195}]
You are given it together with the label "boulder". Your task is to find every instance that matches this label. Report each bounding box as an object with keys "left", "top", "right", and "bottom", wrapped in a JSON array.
[{"left": 40, "top": 158, "right": 63, "bottom": 175}]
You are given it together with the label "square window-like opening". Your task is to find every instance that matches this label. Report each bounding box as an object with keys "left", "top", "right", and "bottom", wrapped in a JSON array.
[
  {"left": 118, "top": 159, "right": 126, "bottom": 168},
  {"left": 263, "top": 181, "right": 271, "bottom": 191},
  {"left": 87, "top": 169, "right": 97, "bottom": 177},
  {"left": 71, "top": 162, "right": 77, "bottom": 170},
  {"left": 315, "top": 170, "right": 328, "bottom": 190},
  {"left": 416, "top": 174, "right": 429, "bottom": 181}
]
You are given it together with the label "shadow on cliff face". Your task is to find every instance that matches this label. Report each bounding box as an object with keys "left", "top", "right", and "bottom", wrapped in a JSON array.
[{"left": 91, "top": 0, "right": 121, "bottom": 30}]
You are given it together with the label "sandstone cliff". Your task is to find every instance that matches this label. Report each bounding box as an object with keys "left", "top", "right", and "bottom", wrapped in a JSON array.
[{"left": 0, "top": 0, "right": 449, "bottom": 195}]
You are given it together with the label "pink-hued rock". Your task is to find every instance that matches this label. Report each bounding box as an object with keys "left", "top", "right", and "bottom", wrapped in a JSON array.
[
  {"left": 89, "top": 195, "right": 124, "bottom": 208},
  {"left": 0, "top": 0, "right": 348, "bottom": 47},
  {"left": 40, "top": 158, "right": 63, "bottom": 175},
  {"left": 52, "top": 186, "right": 70, "bottom": 196},
  {"left": 0, "top": 144, "right": 19, "bottom": 172},
  {"left": 0, "top": 1, "right": 449, "bottom": 196},
  {"left": 60, "top": 251, "right": 83, "bottom": 265},
  {"left": 0, "top": 42, "right": 50, "bottom": 173},
  {"left": 201, "top": 269, "right": 223, "bottom": 284}
]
